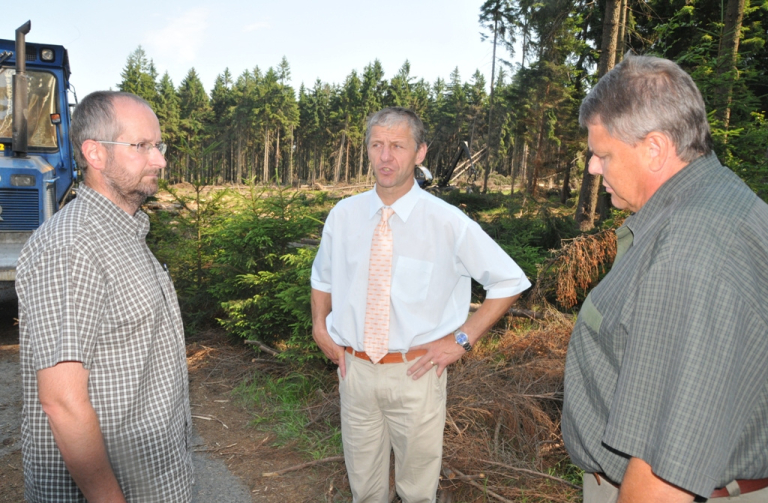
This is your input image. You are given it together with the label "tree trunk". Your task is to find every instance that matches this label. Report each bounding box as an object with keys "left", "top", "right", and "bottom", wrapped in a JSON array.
[
  {"left": 482, "top": 15, "right": 499, "bottom": 194},
  {"left": 520, "top": 142, "right": 529, "bottom": 192},
  {"left": 344, "top": 137, "right": 351, "bottom": 183},
  {"left": 334, "top": 131, "right": 346, "bottom": 184},
  {"left": 289, "top": 126, "right": 294, "bottom": 186},
  {"left": 575, "top": 0, "right": 621, "bottom": 230},
  {"left": 358, "top": 137, "right": 365, "bottom": 183},
  {"left": 263, "top": 129, "right": 270, "bottom": 183},
  {"left": 236, "top": 134, "right": 243, "bottom": 184},
  {"left": 529, "top": 121, "right": 546, "bottom": 197},
  {"left": 275, "top": 129, "right": 281, "bottom": 185},
  {"left": 597, "top": 0, "right": 621, "bottom": 77},
  {"left": 560, "top": 157, "right": 571, "bottom": 204},
  {"left": 511, "top": 134, "right": 521, "bottom": 185},
  {"left": 521, "top": 19, "right": 529, "bottom": 70},
  {"left": 615, "top": 0, "right": 628, "bottom": 65},
  {"left": 715, "top": 0, "right": 746, "bottom": 133}
]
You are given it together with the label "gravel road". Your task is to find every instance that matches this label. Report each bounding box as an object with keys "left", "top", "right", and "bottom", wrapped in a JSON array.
[{"left": 0, "top": 299, "right": 252, "bottom": 502}]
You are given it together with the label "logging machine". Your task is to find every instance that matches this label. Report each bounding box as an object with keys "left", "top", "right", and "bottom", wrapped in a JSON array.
[
  {"left": 0, "top": 21, "right": 77, "bottom": 296},
  {"left": 415, "top": 141, "right": 476, "bottom": 189}
]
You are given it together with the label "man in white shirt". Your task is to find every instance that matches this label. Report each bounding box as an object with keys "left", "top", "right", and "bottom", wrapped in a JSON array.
[{"left": 311, "top": 107, "right": 531, "bottom": 503}]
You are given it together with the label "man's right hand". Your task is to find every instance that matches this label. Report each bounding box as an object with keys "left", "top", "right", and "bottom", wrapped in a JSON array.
[
  {"left": 310, "top": 288, "right": 346, "bottom": 378},
  {"left": 37, "top": 362, "right": 126, "bottom": 503},
  {"left": 312, "top": 327, "right": 347, "bottom": 378}
]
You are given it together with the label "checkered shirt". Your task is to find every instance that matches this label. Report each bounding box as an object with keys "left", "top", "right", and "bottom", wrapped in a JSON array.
[
  {"left": 562, "top": 153, "right": 768, "bottom": 498},
  {"left": 16, "top": 185, "right": 194, "bottom": 502}
]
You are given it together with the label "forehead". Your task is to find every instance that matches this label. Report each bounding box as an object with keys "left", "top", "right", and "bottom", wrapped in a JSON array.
[
  {"left": 369, "top": 123, "right": 415, "bottom": 143},
  {"left": 113, "top": 98, "right": 161, "bottom": 140},
  {"left": 586, "top": 121, "right": 616, "bottom": 147}
]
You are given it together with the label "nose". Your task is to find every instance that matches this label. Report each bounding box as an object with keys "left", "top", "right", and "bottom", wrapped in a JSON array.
[
  {"left": 587, "top": 153, "right": 601, "bottom": 175},
  {"left": 150, "top": 146, "right": 167, "bottom": 169},
  {"left": 380, "top": 144, "right": 393, "bottom": 161}
]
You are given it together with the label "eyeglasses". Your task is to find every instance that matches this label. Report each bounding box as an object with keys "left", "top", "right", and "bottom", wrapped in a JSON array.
[{"left": 96, "top": 140, "right": 168, "bottom": 156}]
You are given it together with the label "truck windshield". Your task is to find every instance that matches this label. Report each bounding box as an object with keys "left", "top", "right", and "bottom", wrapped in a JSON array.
[{"left": 0, "top": 69, "right": 58, "bottom": 149}]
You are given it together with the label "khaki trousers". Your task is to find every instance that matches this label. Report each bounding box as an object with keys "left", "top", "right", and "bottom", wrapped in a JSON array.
[
  {"left": 339, "top": 351, "right": 447, "bottom": 503},
  {"left": 583, "top": 473, "right": 768, "bottom": 502}
]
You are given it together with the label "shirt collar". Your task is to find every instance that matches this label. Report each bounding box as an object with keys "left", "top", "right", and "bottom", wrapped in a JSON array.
[
  {"left": 625, "top": 152, "right": 721, "bottom": 243},
  {"left": 367, "top": 179, "right": 422, "bottom": 222},
  {"left": 78, "top": 185, "right": 151, "bottom": 240}
]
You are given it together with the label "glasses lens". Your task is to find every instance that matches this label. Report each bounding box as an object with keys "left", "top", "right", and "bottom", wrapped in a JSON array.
[{"left": 135, "top": 142, "right": 167, "bottom": 156}]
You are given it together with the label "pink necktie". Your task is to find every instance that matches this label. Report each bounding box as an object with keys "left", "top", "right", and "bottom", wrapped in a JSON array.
[{"left": 363, "top": 207, "right": 394, "bottom": 363}]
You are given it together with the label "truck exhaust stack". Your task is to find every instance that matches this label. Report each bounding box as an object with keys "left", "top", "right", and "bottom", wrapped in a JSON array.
[{"left": 12, "top": 21, "right": 31, "bottom": 158}]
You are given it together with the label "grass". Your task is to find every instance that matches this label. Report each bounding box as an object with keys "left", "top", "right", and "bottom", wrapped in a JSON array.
[{"left": 233, "top": 370, "right": 343, "bottom": 460}]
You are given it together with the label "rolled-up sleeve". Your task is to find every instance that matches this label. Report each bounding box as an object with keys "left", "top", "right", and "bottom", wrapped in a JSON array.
[
  {"left": 456, "top": 219, "right": 531, "bottom": 299},
  {"left": 310, "top": 212, "right": 333, "bottom": 293}
]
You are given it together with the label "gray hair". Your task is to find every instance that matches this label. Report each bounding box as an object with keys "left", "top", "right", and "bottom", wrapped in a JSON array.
[
  {"left": 579, "top": 53, "right": 713, "bottom": 163},
  {"left": 365, "top": 107, "right": 427, "bottom": 149},
  {"left": 71, "top": 91, "right": 152, "bottom": 169}
]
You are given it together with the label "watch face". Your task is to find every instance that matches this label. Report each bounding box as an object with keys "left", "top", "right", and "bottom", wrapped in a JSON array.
[{"left": 456, "top": 332, "right": 469, "bottom": 345}]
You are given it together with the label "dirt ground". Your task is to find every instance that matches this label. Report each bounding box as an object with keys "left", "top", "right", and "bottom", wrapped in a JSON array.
[
  {"left": 0, "top": 301, "right": 346, "bottom": 502},
  {"left": 185, "top": 332, "right": 349, "bottom": 502}
]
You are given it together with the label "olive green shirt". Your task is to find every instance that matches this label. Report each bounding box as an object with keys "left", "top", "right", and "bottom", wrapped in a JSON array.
[{"left": 563, "top": 153, "right": 768, "bottom": 498}]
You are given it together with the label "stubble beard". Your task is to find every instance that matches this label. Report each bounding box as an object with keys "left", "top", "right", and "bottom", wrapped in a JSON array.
[{"left": 103, "top": 154, "right": 158, "bottom": 212}]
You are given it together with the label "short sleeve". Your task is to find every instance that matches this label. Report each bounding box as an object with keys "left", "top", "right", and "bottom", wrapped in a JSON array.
[
  {"left": 455, "top": 219, "right": 531, "bottom": 299},
  {"left": 310, "top": 210, "right": 334, "bottom": 293},
  {"left": 22, "top": 243, "right": 106, "bottom": 371},
  {"left": 603, "top": 258, "right": 768, "bottom": 497}
]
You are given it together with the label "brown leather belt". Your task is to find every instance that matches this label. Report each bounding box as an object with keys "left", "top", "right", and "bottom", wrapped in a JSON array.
[
  {"left": 345, "top": 346, "right": 427, "bottom": 364},
  {"left": 594, "top": 473, "right": 768, "bottom": 499}
]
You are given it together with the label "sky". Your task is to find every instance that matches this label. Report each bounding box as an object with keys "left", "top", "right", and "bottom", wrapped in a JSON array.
[{"left": 2, "top": 0, "right": 521, "bottom": 99}]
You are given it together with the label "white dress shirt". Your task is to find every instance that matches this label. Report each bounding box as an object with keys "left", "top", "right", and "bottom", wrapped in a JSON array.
[{"left": 311, "top": 180, "right": 531, "bottom": 352}]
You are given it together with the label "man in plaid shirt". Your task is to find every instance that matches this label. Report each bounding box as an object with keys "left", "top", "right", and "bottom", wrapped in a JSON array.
[
  {"left": 563, "top": 55, "right": 768, "bottom": 502},
  {"left": 16, "top": 91, "right": 193, "bottom": 502}
]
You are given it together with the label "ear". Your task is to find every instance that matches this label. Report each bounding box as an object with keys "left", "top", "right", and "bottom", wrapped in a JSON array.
[
  {"left": 644, "top": 131, "right": 671, "bottom": 174},
  {"left": 81, "top": 140, "right": 108, "bottom": 172},
  {"left": 415, "top": 142, "right": 427, "bottom": 165}
]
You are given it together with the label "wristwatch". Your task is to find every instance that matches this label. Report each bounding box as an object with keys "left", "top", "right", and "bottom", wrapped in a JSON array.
[{"left": 454, "top": 330, "right": 472, "bottom": 352}]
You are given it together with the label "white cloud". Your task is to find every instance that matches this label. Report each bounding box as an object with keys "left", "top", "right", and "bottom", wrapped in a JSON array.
[
  {"left": 243, "top": 21, "right": 270, "bottom": 32},
  {"left": 144, "top": 7, "right": 210, "bottom": 63}
]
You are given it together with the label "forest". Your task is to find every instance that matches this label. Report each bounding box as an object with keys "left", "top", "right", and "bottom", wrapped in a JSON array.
[
  {"left": 131, "top": 0, "right": 767, "bottom": 500},
  {"left": 119, "top": 0, "right": 767, "bottom": 230}
]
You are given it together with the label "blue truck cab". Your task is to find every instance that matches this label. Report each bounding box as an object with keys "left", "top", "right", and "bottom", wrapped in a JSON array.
[{"left": 0, "top": 21, "right": 77, "bottom": 291}]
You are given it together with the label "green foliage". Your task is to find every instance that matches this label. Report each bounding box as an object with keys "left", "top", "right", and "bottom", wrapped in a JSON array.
[
  {"left": 118, "top": 46, "right": 159, "bottom": 105},
  {"left": 148, "top": 180, "right": 229, "bottom": 331},
  {"left": 440, "top": 190, "right": 580, "bottom": 282},
  {"left": 218, "top": 248, "right": 318, "bottom": 363},
  {"left": 209, "top": 186, "right": 329, "bottom": 360},
  {"left": 234, "top": 371, "right": 341, "bottom": 458},
  {"left": 548, "top": 460, "right": 584, "bottom": 487},
  {"left": 638, "top": 0, "right": 768, "bottom": 203},
  {"left": 713, "top": 111, "right": 768, "bottom": 200}
]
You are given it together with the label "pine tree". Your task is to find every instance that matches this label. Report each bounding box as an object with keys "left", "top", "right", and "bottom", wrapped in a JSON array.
[
  {"left": 118, "top": 46, "right": 159, "bottom": 105},
  {"left": 155, "top": 72, "right": 180, "bottom": 180},
  {"left": 177, "top": 68, "right": 211, "bottom": 182}
]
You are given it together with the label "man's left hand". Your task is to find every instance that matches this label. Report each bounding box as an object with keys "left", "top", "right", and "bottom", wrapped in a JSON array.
[
  {"left": 407, "top": 334, "right": 464, "bottom": 379},
  {"left": 406, "top": 295, "right": 520, "bottom": 380}
]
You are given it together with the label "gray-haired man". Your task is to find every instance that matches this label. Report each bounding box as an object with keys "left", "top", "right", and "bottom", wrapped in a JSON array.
[
  {"left": 17, "top": 91, "right": 193, "bottom": 502},
  {"left": 563, "top": 54, "right": 768, "bottom": 502},
  {"left": 311, "top": 107, "right": 531, "bottom": 502}
]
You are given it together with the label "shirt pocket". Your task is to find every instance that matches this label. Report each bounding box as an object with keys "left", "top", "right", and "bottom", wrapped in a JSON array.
[
  {"left": 391, "top": 256, "right": 433, "bottom": 304},
  {"left": 579, "top": 293, "right": 603, "bottom": 334}
]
